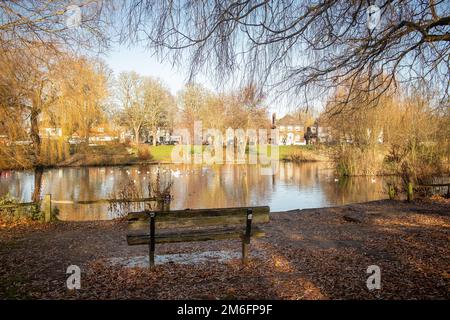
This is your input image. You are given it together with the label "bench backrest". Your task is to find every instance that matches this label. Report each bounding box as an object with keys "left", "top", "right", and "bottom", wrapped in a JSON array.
[{"left": 127, "top": 206, "right": 270, "bottom": 231}]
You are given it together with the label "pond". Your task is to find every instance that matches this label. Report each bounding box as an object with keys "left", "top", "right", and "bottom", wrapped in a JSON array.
[{"left": 0, "top": 162, "right": 388, "bottom": 221}]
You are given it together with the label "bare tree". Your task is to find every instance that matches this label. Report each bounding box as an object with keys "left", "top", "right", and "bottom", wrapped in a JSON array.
[
  {"left": 142, "top": 77, "right": 174, "bottom": 146},
  {"left": 116, "top": 71, "right": 146, "bottom": 144},
  {"left": 121, "top": 0, "right": 449, "bottom": 109},
  {"left": 116, "top": 72, "right": 173, "bottom": 144},
  {"left": 0, "top": 0, "right": 112, "bottom": 53}
]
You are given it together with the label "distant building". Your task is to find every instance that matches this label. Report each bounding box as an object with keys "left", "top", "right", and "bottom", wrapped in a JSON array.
[
  {"left": 0, "top": 134, "right": 9, "bottom": 145},
  {"left": 317, "top": 126, "right": 332, "bottom": 143},
  {"left": 271, "top": 114, "right": 332, "bottom": 145},
  {"left": 69, "top": 127, "right": 119, "bottom": 145},
  {"left": 40, "top": 127, "right": 62, "bottom": 138},
  {"left": 273, "top": 114, "right": 306, "bottom": 145},
  {"left": 89, "top": 127, "right": 118, "bottom": 143}
]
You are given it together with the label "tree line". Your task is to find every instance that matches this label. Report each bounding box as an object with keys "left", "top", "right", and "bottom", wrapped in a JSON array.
[{"left": 0, "top": 46, "right": 270, "bottom": 169}]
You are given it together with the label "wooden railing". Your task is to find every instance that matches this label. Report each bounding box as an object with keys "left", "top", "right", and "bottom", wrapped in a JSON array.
[
  {"left": 415, "top": 183, "right": 450, "bottom": 197},
  {"left": 0, "top": 194, "right": 170, "bottom": 222},
  {"left": 50, "top": 196, "right": 168, "bottom": 205}
]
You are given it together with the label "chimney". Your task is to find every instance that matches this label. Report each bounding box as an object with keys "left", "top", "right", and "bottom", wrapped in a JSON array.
[{"left": 272, "top": 113, "right": 276, "bottom": 128}]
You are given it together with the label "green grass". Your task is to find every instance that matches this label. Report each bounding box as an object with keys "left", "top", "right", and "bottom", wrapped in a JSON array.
[
  {"left": 0, "top": 143, "right": 328, "bottom": 169},
  {"left": 148, "top": 145, "right": 175, "bottom": 162},
  {"left": 146, "top": 144, "right": 328, "bottom": 163},
  {"left": 278, "top": 145, "right": 314, "bottom": 158}
]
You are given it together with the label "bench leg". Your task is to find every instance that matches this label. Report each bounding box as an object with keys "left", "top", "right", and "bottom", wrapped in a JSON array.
[
  {"left": 242, "top": 208, "right": 252, "bottom": 264},
  {"left": 149, "top": 245, "right": 155, "bottom": 267},
  {"left": 242, "top": 240, "right": 248, "bottom": 264},
  {"left": 149, "top": 213, "right": 155, "bottom": 268}
]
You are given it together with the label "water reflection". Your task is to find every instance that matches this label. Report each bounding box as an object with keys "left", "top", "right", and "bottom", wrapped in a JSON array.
[{"left": 0, "top": 162, "right": 387, "bottom": 221}]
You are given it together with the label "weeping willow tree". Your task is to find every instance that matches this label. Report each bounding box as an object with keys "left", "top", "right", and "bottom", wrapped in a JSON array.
[
  {"left": 322, "top": 79, "right": 448, "bottom": 185},
  {"left": 48, "top": 56, "right": 110, "bottom": 144}
]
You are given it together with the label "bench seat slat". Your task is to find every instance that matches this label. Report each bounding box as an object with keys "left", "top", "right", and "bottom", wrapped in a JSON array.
[
  {"left": 127, "top": 226, "right": 265, "bottom": 245},
  {"left": 127, "top": 206, "right": 270, "bottom": 222},
  {"left": 128, "top": 213, "right": 269, "bottom": 230}
]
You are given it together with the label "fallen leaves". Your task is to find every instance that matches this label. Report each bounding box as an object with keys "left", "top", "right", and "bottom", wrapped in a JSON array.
[{"left": 0, "top": 199, "right": 449, "bottom": 299}]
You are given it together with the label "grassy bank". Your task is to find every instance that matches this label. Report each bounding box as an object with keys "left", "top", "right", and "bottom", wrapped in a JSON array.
[
  {"left": 0, "top": 143, "right": 331, "bottom": 171},
  {"left": 151, "top": 144, "right": 330, "bottom": 163},
  {"left": 278, "top": 145, "right": 330, "bottom": 162}
]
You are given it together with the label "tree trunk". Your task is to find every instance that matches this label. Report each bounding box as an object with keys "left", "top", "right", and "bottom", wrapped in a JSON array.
[
  {"left": 32, "top": 166, "right": 43, "bottom": 203},
  {"left": 134, "top": 127, "right": 140, "bottom": 144},
  {"left": 30, "top": 108, "right": 41, "bottom": 165},
  {"left": 84, "top": 126, "right": 90, "bottom": 144}
]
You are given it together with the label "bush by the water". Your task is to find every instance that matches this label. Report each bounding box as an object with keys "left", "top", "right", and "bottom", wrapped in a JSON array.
[
  {"left": 334, "top": 145, "right": 385, "bottom": 176},
  {"left": 136, "top": 145, "right": 153, "bottom": 161},
  {"left": 0, "top": 194, "right": 42, "bottom": 224}
]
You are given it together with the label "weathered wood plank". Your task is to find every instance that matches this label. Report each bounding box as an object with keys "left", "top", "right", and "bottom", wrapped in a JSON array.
[
  {"left": 128, "top": 212, "right": 269, "bottom": 230},
  {"left": 127, "top": 206, "right": 270, "bottom": 221},
  {"left": 0, "top": 202, "right": 35, "bottom": 209},
  {"left": 51, "top": 197, "right": 164, "bottom": 205},
  {"left": 417, "top": 183, "right": 450, "bottom": 187},
  {"left": 127, "top": 226, "right": 265, "bottom": 245}
]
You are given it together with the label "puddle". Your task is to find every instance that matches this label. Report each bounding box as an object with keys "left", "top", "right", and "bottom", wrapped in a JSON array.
[{"left": 108, "top": 250, "right": 266, "bottom": 267}]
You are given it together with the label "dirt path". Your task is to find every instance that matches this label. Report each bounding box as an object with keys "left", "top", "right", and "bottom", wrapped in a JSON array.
[{"left": 0, "top": 199, "right": 449, "bottom": 299}]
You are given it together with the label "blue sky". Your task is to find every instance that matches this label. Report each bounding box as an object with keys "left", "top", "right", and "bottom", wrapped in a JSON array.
[
  {"left": 105, "top": 44, "right": 189, "bottom": 95},
  {"left": 104, "top": 43, "right": 317, "bottom": 118}
]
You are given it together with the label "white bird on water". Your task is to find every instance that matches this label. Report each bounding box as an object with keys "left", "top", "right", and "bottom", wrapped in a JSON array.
[
  {"left": 171, "top": 169, "right": 181, "bottom": 178},
  {"left": 334, "top": 178, "right": 339, "bottom": 182},
  {"left": 371, "top": 178, "right": 376, "bottom": 183}
]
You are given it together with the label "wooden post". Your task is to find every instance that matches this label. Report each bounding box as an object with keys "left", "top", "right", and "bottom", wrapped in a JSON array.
[
  {"left": 407, "top": 182, "right": 413, "bottom": 202},
  {"left": 162, "top": 193, "right": 171, "bottom": 212},
  {"left": 242, "top": 208, "right": 253, "bottom": 264},
  {"left": 388, "top": 185, "right": 395, "bottom": 200},
  {"left": 42, "top": 194, "right": 52, "bottom": 222},
  {"left": 149, "top": 212, "right": 155, "bottom": 268}
]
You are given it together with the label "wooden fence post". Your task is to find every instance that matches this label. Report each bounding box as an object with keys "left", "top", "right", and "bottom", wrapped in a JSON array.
[
  {"left": 388, "top": 185, "right": 395, "bottom": 200},
  {"left": 42, "top": 194, "right": 52, "bottom": 222},
  {"left": 407, "top": 182, "right": 413, "bottom": 202},
  {"left": 149, "top": 212, "right": 155, "bottom": 268},
  {"left": 242, "top": 208, "right": 253, "bottom": 264}
]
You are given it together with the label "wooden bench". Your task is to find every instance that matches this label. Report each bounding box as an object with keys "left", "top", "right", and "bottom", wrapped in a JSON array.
[{"left": 126, "top": 206, "right": 270, "bottom": 267}]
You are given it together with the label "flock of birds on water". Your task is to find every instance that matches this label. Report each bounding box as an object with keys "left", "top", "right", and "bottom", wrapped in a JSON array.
[
  {"left": 102, "top": 167, "right": 378, "bottom": 185},
  {"left": 106, "top": 167, "right": 210, "bottom": 182}
]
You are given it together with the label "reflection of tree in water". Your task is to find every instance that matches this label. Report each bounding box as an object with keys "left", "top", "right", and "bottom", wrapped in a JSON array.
[
  {"left": 321, "top": 176, "right": 386, "bottom": 206},
  {"left": 148, "top": 166, "right": 173, "bottom": 210},
  {"left": 31, "top": 167, "right": 44, "bottom": 203},
  {"left": 108, "top": 166, "right": 173, "bottom": 218},
  {"left": 170, "top": 164, "right": 275, "bottom": 209}
]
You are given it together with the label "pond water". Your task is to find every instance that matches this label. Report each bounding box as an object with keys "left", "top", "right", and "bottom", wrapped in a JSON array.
[{"left": 0, "top": 162, "right": 388, "bottom": 221}]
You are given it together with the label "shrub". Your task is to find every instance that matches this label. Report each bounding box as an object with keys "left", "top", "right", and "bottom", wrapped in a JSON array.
[
  {"left": 137, "top": 145, "right": 152, "bottom": 161},
  {"left": 334, "top": 145, "right": 385, "bottom": 176},
  {"left": 0, "top": 194, "right": 43, "bottom": 224}
]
